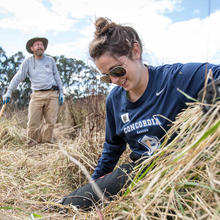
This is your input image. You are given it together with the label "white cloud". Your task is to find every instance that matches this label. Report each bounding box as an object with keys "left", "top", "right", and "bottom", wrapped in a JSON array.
[
  {"left": 0, "top": 0, "right": 75, "bottom": 34},
  {"left": 47, "top": 37, "right": 91, "bottom": 61},
  {"left": 145, "top": 10, "right": 220, "bottom": 64},
  {"left": 0, "top": 0, "right": 219, "bottom": 64}
]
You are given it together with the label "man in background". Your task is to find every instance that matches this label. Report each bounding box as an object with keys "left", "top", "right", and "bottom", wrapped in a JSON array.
[{"left": 3, "top": 37, "right": 64, "bottom": 146}]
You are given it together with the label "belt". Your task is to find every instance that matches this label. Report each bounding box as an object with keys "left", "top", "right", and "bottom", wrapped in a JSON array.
[{"left": 35, "top": 86, "right": 59, "bottom": 92}]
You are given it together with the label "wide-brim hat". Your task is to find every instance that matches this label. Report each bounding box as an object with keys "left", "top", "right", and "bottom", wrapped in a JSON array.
[{"left": 26, "top": 37, "right": 48, "bottom": 54}]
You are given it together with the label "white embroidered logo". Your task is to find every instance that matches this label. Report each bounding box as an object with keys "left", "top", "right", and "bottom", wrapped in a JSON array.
[
  {"left": 121, "top": 113, "right": 130, "bottom": 123},
  {"left": 156, "top": 88, "right": 165, "bottom": 96},
  {"left": 138, "top": 135, "right": 160, "bottom": 154}
]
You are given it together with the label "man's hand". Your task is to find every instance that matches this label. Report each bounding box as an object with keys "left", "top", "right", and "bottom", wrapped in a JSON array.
[
  {"left": 198, "top": 78, "right": 220, "bottom": 112},
  {"left": 3, "top": 94, "right": 11, "bottom": 104},
  {"left": 59, "top": 94, "right": 64, "bottom": 105}
]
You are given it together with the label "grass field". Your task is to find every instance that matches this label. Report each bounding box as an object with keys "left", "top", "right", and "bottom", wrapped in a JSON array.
[{"left": 0, "top": 98, "right": 219, "bottom": 220}]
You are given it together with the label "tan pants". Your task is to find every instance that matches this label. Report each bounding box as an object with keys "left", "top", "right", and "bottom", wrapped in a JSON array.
[{"left": 27, "top": 90, "right": 59, "bottom": 143}]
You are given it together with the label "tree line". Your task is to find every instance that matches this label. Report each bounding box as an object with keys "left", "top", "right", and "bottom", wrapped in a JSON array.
[{"left": 0, "top": 47, "right": 110, "bottom": 108}]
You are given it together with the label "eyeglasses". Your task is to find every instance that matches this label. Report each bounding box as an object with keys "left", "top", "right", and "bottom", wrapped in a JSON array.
[
  {"left": 106, "top": 66, "right": 127, "bottom": 77},
  {"left": 100, "top": 66, "right": 127, "bottom": 83}
]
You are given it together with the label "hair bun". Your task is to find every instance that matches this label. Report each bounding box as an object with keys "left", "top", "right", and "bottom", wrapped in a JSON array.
[
  {"left": 89, "top": 17, "right": 143, "bottom": 60},
  {"left": 95, "top": 17, "right": 115, "bottom": 37}
]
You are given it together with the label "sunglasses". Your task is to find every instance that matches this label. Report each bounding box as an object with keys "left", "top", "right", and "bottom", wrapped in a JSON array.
[{"left": 100, "top": 66, "right": 127, "bottom": 83}]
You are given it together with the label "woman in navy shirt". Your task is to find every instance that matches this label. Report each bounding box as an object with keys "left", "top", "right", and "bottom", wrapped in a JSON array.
[
  {"left": 89, "top": 18, "right": 220, "bottom": 180},
  {"left": 59, "top": 17, "right": 220, "bottom": 210}
]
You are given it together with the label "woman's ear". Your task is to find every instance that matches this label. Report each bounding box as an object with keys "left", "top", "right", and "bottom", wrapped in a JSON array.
[{"left": 131, "top": 42, "right": 141, "bottom": 60}]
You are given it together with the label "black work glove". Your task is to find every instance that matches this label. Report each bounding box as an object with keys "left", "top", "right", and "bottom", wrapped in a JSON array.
[{"left": 197, "top": 78, "right": 220, "bottom": 113}]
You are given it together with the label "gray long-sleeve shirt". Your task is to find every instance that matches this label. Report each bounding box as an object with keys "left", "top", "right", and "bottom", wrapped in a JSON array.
[{"left": 6, "top": 55, "right": 63, "bottom": 97}]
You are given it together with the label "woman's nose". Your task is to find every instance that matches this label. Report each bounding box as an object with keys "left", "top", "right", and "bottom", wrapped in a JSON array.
[{"left": 110, "top": 76, "right": 120, "bottom": 84}]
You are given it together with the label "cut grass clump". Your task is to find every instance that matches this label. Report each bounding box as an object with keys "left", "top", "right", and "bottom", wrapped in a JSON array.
[{"left": 106, "top": 102, "right": 220, "bottom": 219}]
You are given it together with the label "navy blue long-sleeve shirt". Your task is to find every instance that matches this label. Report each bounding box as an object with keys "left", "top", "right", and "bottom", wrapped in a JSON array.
[{"left": 92, "top": 63, "right": 220, "bottom": 180}]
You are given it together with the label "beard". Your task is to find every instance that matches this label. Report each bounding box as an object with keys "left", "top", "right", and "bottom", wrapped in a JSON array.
[{"left": 35, "top": 49, "right": 44, "bottom": 57}]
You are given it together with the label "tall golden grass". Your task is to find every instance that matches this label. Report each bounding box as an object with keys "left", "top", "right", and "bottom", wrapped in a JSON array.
[{"left": 0, "top": 98, "right": 219, "bottom": 220}]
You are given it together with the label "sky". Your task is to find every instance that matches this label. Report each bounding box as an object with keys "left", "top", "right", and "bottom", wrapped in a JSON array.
[{"left": 0, "top": 0, "right": 220, "bottom": 66}]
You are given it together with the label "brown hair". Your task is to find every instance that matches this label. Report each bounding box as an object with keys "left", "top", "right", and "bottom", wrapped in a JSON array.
[{"left": 89, "top": 17, "right": 143, "bottom": 60}]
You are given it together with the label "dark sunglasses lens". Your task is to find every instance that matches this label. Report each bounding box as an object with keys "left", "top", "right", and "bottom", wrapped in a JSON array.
[{"left": 109, "top": 66, "right": 126, "bottom": 77}]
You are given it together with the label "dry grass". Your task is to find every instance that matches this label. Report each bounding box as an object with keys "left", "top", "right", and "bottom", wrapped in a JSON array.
[
  {"left": 0, "top": 100, "right": 219, "bottom": 220},
  {"left": 103, "top": 102, "right": 220, "bottom": 220}
]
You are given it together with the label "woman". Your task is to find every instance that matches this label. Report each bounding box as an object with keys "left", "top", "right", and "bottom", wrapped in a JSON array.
[{"left": 59, "top": 17, "right": 220, "bottom": 210}]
